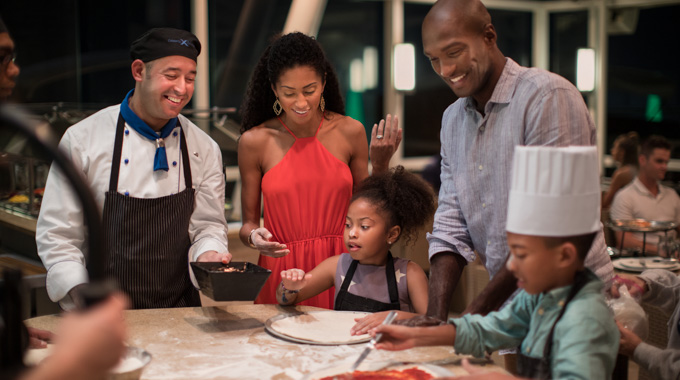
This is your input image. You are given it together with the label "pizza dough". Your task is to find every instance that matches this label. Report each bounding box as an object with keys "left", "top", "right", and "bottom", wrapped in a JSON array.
[{"left": 269, "top": 311, "right": 370, "bottom": 344}]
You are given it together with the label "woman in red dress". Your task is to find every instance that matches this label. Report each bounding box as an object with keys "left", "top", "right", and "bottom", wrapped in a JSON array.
[{"left": 238, "top": 32, "right": 400, "bottom": 308}]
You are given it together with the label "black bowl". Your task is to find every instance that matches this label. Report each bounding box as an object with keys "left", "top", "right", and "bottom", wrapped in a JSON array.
[{"left": 191, "top": 262, "right": 271, "bottom": 301}]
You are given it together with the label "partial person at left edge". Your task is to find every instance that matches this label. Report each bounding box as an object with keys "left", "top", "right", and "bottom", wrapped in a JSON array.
[
  {"left": 35, "top": 27, "right": 232, "bottom": 310},
  {"left": 0, "top": 15, "right": 18, "bottom": 102},
  {"left": 1, "top": 15, "right": 127, "bottom": 380}
]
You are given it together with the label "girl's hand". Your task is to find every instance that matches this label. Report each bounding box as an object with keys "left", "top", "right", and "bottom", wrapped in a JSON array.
[
  {"left": 280, "top": 269, "right": 311, "bottom": 291},
  {"left": 250, "top": 227, "right": 290, "bottom": 257},
  {"left": 369, "top": 114, "right": 402, "bottom": 173},
  {"left": 351, "top": 311, "right": 398, "bottom": 336}
]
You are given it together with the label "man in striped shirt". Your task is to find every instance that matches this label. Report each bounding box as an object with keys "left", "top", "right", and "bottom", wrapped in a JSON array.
[{"left": 417, "top": 0, "right": 614, "bottom": 323}]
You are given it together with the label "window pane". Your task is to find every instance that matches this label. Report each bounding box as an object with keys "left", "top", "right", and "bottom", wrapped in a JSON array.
[
  {"left": 607, "top": 5, "right": 680, "bottom": 171},
  {"left": 316, "top": 0, "right": 384, "bottom": 137},
  {"left": 549, "top": 11, "right": 588, "bottom": 85},
  {"left": 3, "top": 0, "right": 192, "bottom": 106},
  {"left": 403, "top": 4, "right": 532, "bottom": 158}
]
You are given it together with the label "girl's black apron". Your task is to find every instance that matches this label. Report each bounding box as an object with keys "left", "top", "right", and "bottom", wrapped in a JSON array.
[
  {"left": 516, "top": 271, "right": 592, "bottom": 379},
  {"left": 102, "top": 114, "right": 200, "bottom": 309},
  {"left": 334, "top": 252, "right": 401, "bottom": 312}
]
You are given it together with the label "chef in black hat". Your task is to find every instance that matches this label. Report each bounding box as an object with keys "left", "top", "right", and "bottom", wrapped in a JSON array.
[
  {"left": 0, "top": 15, "right": 20, "bottom": 100},
  {"left": 36, "top": 27, "right": 232, "bottom": 310}
]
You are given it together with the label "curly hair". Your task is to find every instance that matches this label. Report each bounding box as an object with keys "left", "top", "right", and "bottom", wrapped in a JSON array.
[
  {"left": 240, "top": 32, "right": 345, "bottom": 133},
  {"left": 351, "top": 166, "right": 436, "bottom": 246}
]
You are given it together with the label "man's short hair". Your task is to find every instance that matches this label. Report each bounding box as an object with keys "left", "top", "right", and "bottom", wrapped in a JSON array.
[
  {"left": 542, "top": 232, "right": 597, "bottom": 261},
  {"left": 640, "top": 135, "right": 671, "bottom": 157}
]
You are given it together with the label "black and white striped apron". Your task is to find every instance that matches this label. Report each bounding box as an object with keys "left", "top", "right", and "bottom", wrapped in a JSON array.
[{"left": 102, "top": 113, "right": 200, "bottom": 309}]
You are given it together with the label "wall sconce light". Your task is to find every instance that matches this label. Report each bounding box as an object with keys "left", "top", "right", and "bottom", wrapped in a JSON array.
[
  {"left": 363, "top": 46, "right": 378, "bottom": 90},
  {"left": 350, "top": 58, "right": 364, "bottom": 93},
  {"left": 393, "top": 43, "right": 415, "bottom": 91},
  {"left": 576, "top": 48, "right": 595, "bottom": 92}
]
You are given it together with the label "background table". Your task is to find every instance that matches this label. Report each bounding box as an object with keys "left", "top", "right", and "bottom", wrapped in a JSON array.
[{"left": 24, "top": 304, "right": 507, "bottom": 379}]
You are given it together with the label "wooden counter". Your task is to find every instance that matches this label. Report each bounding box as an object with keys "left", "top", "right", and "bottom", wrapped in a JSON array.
[
  {"left": 25, "top": 304, "right": 506, "bottom": 379},
  {"left": 0, "top": 208, "right": 37, "bottom": 234}
]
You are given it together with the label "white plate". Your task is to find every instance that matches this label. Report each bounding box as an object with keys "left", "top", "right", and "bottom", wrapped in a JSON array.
[
  {"left": 613, "top": 258, "right": 680, "bottom": 272},
  {"left": 302, "top": 361, "right": 453, "bottom": 380},
  {"left": 265, "top": 310, "right": 371, "bottom": 345}
]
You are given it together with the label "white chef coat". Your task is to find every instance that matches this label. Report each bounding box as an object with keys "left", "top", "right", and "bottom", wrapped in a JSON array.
[{"left": 36, "top": 105, "right": 229, "bottom": 304}]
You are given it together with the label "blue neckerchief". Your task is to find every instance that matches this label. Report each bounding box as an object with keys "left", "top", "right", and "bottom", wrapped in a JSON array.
[{"left": 120, "top": 89, "right": 178, "bottom": 171}]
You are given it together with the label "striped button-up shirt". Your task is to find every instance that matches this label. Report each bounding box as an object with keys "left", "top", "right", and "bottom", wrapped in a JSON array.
[{"left": 427, "top": 58, "right": 614, "bottom": 281}]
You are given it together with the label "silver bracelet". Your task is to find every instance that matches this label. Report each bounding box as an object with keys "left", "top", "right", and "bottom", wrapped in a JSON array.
[{"left": 247, "top": 228, "right": 257, "bottom": 248}]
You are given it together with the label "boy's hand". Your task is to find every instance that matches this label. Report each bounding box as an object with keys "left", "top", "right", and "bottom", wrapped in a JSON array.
[
  {"left": 371, "top": 324, "right": 419, "bottom": 351},
  {"left": 280, "top": 269, "right": 310, "bottom": 291}
]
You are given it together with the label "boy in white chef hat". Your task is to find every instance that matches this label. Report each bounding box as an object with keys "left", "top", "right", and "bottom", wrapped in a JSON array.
[{"left": 372, "top": 146, "right": 620, "bottom": 379}]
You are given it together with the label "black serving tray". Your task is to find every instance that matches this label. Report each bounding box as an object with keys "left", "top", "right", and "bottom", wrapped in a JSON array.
[{"left": 191, "top": 261, "right": 271, "bottom": 301}]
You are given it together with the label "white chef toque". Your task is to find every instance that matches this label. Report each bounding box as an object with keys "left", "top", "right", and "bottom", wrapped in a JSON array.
[{"left": 506, "top": 146, "right": 601, "bottom": 237}]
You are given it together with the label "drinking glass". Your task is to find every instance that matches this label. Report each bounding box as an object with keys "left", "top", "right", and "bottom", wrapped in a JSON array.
[{"left": 657, "top": 236, "right": 678, "bottom": 258}]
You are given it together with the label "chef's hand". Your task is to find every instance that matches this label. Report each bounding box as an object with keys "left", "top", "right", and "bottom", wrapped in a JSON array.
[
  {"left": 610, "top": 274, "right": 647, "bottom": 299},
  {"left": 393, "top": 314, "right": 445, "bottom": 327},
  {"left": 617, "top": 320, "right": 642, "bottom": 357},
  {"left": 280, "top": 269, "right": 311, "bottom": 291},
  {"left": 440, "top": 358, "right": 517, "bottom": 379},
  {"left": 197, "top": 250, "right": 233, "bottom": 263},
  {"left": 27, "top": 327, "right": 53, "bottom": 349},
  {"left": 250, "top": 227, "right": 290, "bottom": 257},
  {"left": 369, "top": 114, "right": 402, "bottom": 173}
]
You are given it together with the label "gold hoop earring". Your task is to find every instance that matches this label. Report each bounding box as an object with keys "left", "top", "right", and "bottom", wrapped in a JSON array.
[
  {"left": 273, "top": 98, "right": 282, "bottom": 116},
  {"left": 319, "top": 95, "right": 325, "bottom": 113}
]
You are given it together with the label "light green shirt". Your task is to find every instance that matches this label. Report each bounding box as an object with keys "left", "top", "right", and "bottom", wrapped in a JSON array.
[{"left": 451, "top": 270, "right": 619, "bottom": 379}]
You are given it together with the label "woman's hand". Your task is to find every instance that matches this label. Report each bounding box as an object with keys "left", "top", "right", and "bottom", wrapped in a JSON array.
[
  {"left": 250, "top": 227, "right": 290, "bottom": 257},
  {"left": 280, "top": 269, "right": 311, "bottom": 291},
  {"left": 369, "top": 114, "right": 402, "bottom": 173}
]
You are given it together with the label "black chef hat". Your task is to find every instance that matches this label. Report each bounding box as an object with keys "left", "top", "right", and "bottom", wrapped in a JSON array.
[
  {"left": 0, "top": 15, "right": 8, "bottom": 34},
  {"left": 130, "top": 27, "right": 201, "bottom": 63}
]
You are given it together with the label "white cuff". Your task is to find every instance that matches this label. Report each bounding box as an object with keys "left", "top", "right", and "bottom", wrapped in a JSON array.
[{"left": 46, "top": 260, "right": 88, "bottom": 304}]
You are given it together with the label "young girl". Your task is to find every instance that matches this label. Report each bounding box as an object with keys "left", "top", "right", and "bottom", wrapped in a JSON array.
[{"left": 276, "top": 166, "right": 435, "bottom": 332}]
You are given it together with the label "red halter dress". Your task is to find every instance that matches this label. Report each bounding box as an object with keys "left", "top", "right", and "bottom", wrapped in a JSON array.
[{"left": 255, "top": 117, "right": 354, "bottom": 308}]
